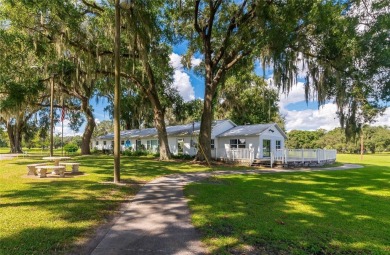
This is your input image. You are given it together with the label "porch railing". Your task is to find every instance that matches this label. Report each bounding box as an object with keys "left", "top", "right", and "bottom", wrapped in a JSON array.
[
  {"left": 216, "top": 148, "right": 337, "bottom": 164},
  {"left": 275, "top": 149, "right": 337, "bottom": 163},
  {"left": 216, "top": 148, "right": 255, "bottom": 163}
]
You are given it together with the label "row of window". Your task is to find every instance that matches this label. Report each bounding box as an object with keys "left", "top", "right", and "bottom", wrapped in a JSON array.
[
  {"left": 95, "top": 139, "right": 159, "bottom": 149},
  {"left": 211, "top": 139, "right": 281, "bottom": 149},
  {"left": 96, "top": 141, "right": 113, "bottom": 146},
  {"left": 96, "top": 139, "right": 282, "bottom": 150}
]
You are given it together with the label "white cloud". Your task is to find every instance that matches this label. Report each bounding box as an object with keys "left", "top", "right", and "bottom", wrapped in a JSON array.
[
  {"left": 284, "top": 103, "right": 340, "bottom": 131},
  {"left": 169, "top": 53, "right": 196, "bottom": 102},
  {"left": 172, "top": 70, "right": 195, "bottom": 101},
  {"left": 54, "top": 120, "right": 82, "bottom": 137},
  {"left": 372, "top": 108, "right": 390, "bottom": 127},
  {"left": 279, "top": 82, "right": 390, "bottom": 131},
  {"left": 278, "top": 81, "right": 340, "bottom": 131},
  {"left": 191, "top": 56, "right": 202, "bottom": 67},
  {"left": 169, "top": 53, "right": 183, "bottom": 70},
  {"left": 278, "top": 82, "right": 307, "bottom": 110}
]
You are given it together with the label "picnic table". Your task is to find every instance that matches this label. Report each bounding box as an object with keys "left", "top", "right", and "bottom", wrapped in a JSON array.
[
  {"left": 42, "top": 156, "right": 71, "bottom": 166},
  {"left": 36, "top": 165, "right": 66, "bottom": 178}
]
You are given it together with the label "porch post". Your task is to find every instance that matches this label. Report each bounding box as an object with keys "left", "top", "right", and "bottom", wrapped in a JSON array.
[
  {"left": 284, "top": 149, "right": 287, "bottom": 164},
  {"left": 317, "top": 149, "right": 320, "bottom": 163}
]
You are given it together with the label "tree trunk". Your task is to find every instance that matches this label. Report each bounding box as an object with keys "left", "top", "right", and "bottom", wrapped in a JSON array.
[
  {"left": 81, "top": 98, "right": 96, "bottom": 155},
  {"left": 195, "top": 71, "right": 215, "bottom": 162},
  {"left": 149, "top": 93, "right": 171, "bottom": 160},
  {"left": 137, "top": 40, "right": 172, "bottom": 160},
  {"left": 154, "top": 106, "right": 171, "bottom": 160},
  {"left": 6, "top": 120, "right": 23, "bottom": 153}
]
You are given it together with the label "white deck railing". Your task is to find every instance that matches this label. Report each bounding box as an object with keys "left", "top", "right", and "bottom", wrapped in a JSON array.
[
  {"left": 275, "top": 149, "right": 337, "bottom": 163},
  {"left": 216, "top": 148, "right": 337, "bottom": 165},
  {"left": 216, "top": 148, "right": 255, "bottom": 162}
]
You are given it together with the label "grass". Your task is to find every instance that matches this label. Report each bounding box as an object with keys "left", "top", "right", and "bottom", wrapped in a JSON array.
[
  {"left": 0, "top": 154, "right": 250, "bottom": 255},
  {"left": 0, "top": 147, "right": 80, "bottom": 156},
  {"left": 185, "top": 153, "right": 390, "bottom": 254}
]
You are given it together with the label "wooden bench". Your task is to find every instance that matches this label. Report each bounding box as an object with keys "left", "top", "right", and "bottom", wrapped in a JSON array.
[
  {"left": 59, "top": 162, "right": 80, "bottom": 173},
  {"left": 26, "top": 163, "right": 47, "bottom": 176},
  {"left": 36, "top": 166, "right": 66, "bottom": 178}
]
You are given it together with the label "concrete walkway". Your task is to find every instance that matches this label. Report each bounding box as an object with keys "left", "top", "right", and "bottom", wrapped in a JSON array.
[
  {"left": 0, "top": 153, "right": 21, "bottom": 160},
  {"left": 88, "top": 164, "right": 362, "bottom": 255}
]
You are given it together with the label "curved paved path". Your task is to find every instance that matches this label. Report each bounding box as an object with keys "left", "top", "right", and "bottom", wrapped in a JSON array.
[{"left": 89, "top": 164, "right": 362, "bottom": 255}]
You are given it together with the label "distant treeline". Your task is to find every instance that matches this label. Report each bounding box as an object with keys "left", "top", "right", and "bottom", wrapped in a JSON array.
[{"left": 287, "top": 126, "right": 390, "bottom": 153}]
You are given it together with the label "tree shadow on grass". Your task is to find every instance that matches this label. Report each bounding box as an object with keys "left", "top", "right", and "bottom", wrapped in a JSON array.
[
  {"left": 76, "top": 156, "right": 212, "bottom": 182},
  {"left": 0, "top": 179, "right": 139, "bottom": 255},
  {"left": 186, "top": 167, "right": 390, "bottom": 254},
  {"left": 0, "top": 226, "right": 82, "bottom": 255}
]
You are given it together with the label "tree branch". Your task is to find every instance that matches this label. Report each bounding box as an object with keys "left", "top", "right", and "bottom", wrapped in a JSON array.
[
  {"left": 212, "top": 0, "right": 254, "bottom": 67},
  {"left": 81, "top": 0, "right": 104, "bottom": 13},
  {"left": 194, "top": 0, "right": 204, "bottom": 36}
]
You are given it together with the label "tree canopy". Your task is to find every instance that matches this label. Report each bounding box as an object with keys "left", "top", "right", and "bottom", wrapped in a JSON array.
[
  {"left": 168, "top": 0, "right": 389, "bottom": 161},
  {"left": 0, "top": 0, "right": 388, "bottom": 163}
]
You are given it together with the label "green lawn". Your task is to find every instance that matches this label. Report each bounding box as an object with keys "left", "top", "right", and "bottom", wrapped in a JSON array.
[
  {"left": 0, "top": 155, "right": 224, "bottom": 255},
  {"left": 185, "top": 154, "right": 390, "bottom": 254},
  {"left": 0, "top": 147, "right": 80, "bottom": 156}
]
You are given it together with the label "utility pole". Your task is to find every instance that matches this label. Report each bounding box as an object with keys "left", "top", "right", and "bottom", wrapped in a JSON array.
[
  {"left": 50, "top": 75, "right": 54, "bottom": 157},
  {"left": 113, "top": 0, "right": 121, "bottom": 183},
  {"left": 360, "top": 127, "right": 364, "bottom": 161}
]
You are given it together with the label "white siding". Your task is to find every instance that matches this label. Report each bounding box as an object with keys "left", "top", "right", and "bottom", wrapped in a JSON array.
[
  {"left": 168, "top": 136, "right": 197, "bottom": 156},
  {"left": 258, "top": 126, "right": 285, "bottom": 158},
  {"left": 216, "top": 136, "right": 259, "bottom": 159},
  {"left": 211, "top": 120, "right": 236, "bottom": 158}
]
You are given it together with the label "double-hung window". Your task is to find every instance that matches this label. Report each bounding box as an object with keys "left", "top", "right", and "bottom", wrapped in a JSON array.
[
  {"left": 229, "top": 139, "right": 246, "bottom": 148},
  {"left": 276, "top": 140, "right": 281, "bottom": 150},
  {"left": 210, "top": 139, "right": 215, "bottom": 149},
  {"left": 147, "top": 140, "right": 159, "bottom": 151}
]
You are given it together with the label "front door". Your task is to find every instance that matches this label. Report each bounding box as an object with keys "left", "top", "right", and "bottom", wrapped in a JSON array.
[
  {"left": 136, "top": 139, "right": 142, "bottom": 150},
  {"left": 177, "top": 138, "right": 184, "bottom": 155},
  {"left": 263, "top": 139, "right": 271, "bottom": 158}
]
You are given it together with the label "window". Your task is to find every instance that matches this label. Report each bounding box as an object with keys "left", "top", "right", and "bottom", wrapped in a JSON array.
[
  {"left": 103, "top": 141, "right": 107, "bottom": 145},
  {"left": 121, "top": 140, "right": 125, "bottom": 145},
  {"left": 210, "top": 139, "right": 215, "bottom": 149},
  {"left": 276, "top": 140, "right": 281, "bottom": 150},
  {"left": 230, "top": 139, "right": 246, "bottom": 148},
  {"left": 147, "top": 140, "right": 159, "bottom": 151},
  {"left": 96, "top": 141, "right": 99, "bottom": 145},
  {"left": 177, "top": 138, "right": 184, "bottom": 155}
]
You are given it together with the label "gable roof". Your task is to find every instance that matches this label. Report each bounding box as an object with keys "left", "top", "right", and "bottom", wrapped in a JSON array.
[
  {"left": 217, "top": 123, "right": 287, "bottom": 139},
  {"left": 96, "top": 120, "right": 230, "bottom": 140}
]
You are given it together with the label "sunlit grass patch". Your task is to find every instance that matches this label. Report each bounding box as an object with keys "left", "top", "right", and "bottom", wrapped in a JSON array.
[
  {"left": 185, "top": 153, "right": 390, "bottom": 254},
  {"left": 0, "top": 154, "right": 245, "bottom": 255}
]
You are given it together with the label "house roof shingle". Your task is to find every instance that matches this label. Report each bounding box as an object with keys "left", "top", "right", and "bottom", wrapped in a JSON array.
[
  {"left": 216, "top": 123, "right": 287, "bottom": 139},
  {"left": 96, "top": 120, "right": 228, "bottom": 140}
]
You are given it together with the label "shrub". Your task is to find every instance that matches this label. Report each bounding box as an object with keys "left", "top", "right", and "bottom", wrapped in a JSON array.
[
  {"left": 91, "top": 148, "right": 101, "bottom": 154},
  {"left": 172, "top": 154, "right": 194, "bottom": 160},
  {"left": 122, "top": 149, "right": 148, "bottom": 157},
  {"left": 64, "top": 143, "right": 78, "bottom": 153}
]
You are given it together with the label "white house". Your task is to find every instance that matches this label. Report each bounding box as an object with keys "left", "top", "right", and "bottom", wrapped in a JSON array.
[
  {"left": 91, "top": 120, "right": 287, "bottom": 161},
  {"left": 214, "top": 123, "right": 287, "bottom": 162}
]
